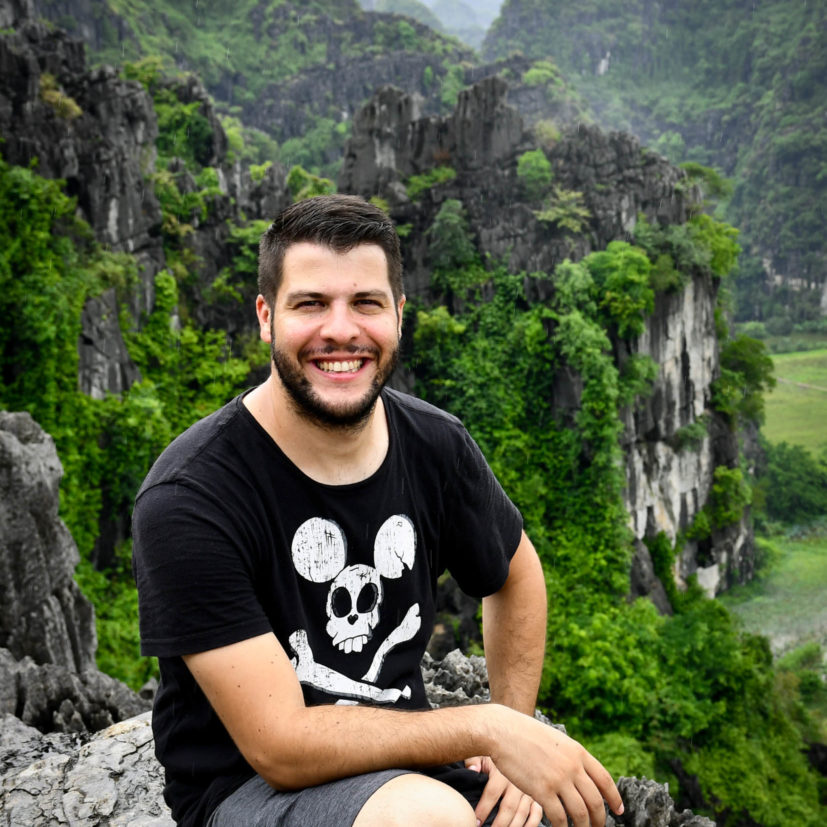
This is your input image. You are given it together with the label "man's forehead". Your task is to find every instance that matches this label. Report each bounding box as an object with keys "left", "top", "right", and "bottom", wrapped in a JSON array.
[{"left": 281, "top": 242, "right": 392, "bottom": 289}]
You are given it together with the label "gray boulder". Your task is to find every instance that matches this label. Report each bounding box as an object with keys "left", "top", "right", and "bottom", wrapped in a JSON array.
[
  {"left": 0, "top": 711, "right": 171, "bottom": 826},
  {"left": 0, "top": 412, "right": 96, "bottom": 672}
]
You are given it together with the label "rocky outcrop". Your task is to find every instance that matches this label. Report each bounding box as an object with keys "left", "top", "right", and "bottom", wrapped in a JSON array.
[
  {"left": 2, "top": 1, "right": 291, "bottom": 399},
  {"left": 340, "top": 79, "right": 749, "bottom": 601},
  {"left": 0, "top": 648, "right": 149, "bottom": 735},
  {"left": 0, "top": 0, "right": 159, "bottom": 402},
  {"left": 339, "top": 79, "right": 690, "bottom": 297},
  {"left": 0, "top": 412, "right": 96, "bottom": 672},
  {"left": 0, "top": 711, "right": 169, "bottom": 827},
  {"left": 0, "top": 411, "right": 150, "bottom": 726},
  {"left": 0, "top": 0, "right": 163, "bottom": 291},
  {"left": 619, "top": 278, "right": 752, "bottom": 595},
  {"left": 0, "top": 650, "right": 714, "bottom": 827}
]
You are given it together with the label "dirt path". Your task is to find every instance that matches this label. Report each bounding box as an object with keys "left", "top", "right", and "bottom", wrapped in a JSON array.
[{"left": 775, "top": 376, "right": 827, "bottom": 392}]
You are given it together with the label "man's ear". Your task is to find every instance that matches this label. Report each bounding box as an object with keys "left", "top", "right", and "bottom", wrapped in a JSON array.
[
  {"left": 256, "top": 295, "right": 272, "bottom": 343},
  {"left": 397, "top": 295, "right": 406, "bottom": 338}
]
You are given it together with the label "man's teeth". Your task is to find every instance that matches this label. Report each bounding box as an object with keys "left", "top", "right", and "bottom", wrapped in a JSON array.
[{"left": 317, "top": 360, "right": 363, "bottom": 373}]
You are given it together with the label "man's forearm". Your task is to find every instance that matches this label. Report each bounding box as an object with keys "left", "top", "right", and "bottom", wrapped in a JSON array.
[
  {"left": 482, "top": 533, "right": 547, "bottom": 715},
  {"left": 259, "top": 700, "right": 622, "bottom": 826},
  {"left": 259, "top": 702, "right": 495, "bottom": 790}
]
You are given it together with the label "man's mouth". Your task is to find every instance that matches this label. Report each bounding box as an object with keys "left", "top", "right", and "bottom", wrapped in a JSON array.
[{"left": 316, "top": 359, "right": 365, "bottom": 374}]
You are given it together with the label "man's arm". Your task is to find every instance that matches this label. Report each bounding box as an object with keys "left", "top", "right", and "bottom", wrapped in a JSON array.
[
  {"left": 184, "top": 630, "right": 622, "bottom": 826},
  {"left": 482, "top": 530, "right": 547, "bottom": 715}
]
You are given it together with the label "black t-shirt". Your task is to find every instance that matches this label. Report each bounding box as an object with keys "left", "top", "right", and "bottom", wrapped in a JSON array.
[{"left": 132, "top": 387, "right": 522, "bottom": 827}]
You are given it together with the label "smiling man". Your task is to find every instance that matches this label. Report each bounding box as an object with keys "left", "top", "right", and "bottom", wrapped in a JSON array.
[{"left": 132, "top": 195, "right": 623, "bottom": 827}]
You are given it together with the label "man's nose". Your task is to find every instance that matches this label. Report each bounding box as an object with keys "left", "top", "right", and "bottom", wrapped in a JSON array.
[{"left": 320, "top": 302, "right": 360, "bottom": 342}]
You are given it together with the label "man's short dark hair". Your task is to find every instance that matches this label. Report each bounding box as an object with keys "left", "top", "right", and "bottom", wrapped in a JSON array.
[{"left": 258, "top": 194, "right": 404, "bottom": 307}]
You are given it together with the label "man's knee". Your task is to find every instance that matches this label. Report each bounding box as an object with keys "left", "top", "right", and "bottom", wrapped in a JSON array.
[{"left": 353, "top": 773, "right": 477, "bottom": 827}]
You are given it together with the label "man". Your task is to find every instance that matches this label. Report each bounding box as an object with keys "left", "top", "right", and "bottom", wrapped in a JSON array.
[{"left": 133, "top": 195, "right": 623, "bottom": 827}]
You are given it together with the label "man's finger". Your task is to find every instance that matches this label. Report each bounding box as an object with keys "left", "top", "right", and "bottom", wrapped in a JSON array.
[
  {"left": 565, "top": 778, "right": 614, "bottom": 827},
  {"left": 584, "top": 754, "right": 624, "bottom": 816},
  {"left": 476, "top": 769, "right": 509, "bottom": 824},
  {"left": 543, "top": 796, "right": 568, "bottom": 827}
]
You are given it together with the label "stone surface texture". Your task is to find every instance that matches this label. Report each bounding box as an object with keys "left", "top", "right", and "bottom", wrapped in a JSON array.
[
  {"left": 0, "top": 650, "right": 714, "bottom": 827},
  {"left": 0, "top": 412, "right": 96, "bottom": 672}
]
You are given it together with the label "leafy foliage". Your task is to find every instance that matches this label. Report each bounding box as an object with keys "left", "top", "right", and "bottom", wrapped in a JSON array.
[
  {"left": 484, "top": 0, "right": 827, "bottom": 329},
  {"left": 0, "top": 152, "right": 259, "bottom": 688},
  {"left": 712, "top": 334, "right": 776, "bottom": 425},
  {"left": 583, "top": 241, "right": 653, "bottom": 338},
  {"left": 408, "top": 204, "right": 823, "bottom": 824},
  {"left": 286, "top": 165, "right": 336, "bottom": 202},
  {"left": 516, "top": 148, "right": 553, "bottom": 200},
  {"left": 533, "top": 186, "right": 590, "bottom": 233},
  {"left": 426, "top": 198, "right": 480, "bottom": 285},
  {"left": 756, "top": 441, "right": 827, "bottom": 524},
  {"left": 405, "top": 165, "right": 457, "bottom": 199}
]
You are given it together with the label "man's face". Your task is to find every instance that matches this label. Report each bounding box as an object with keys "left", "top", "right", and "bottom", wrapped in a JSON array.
[{"left": 258, "top": 242, "right": 405, "bottom": 430}]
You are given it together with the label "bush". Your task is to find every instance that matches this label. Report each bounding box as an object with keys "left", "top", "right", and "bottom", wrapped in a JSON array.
[
  {"left": 405, "top": 165, "right": 456, "bottom": 200},
  {"left": 286, "top": 165, "right": 335, "bottom": 202},
  {"left": 584, "top": 241, "right": 654, "bottom": 338},
  {"left": 516, "top": 148, "right": 553, "bottom": 201},
  {"left": 712, "top": 334, "right": 775, "bottom": 424},
  {"left": 534, "top": 187, "right": 590, "bottom": 233},
  {"left": 427, "top": 199, "right": 478, "bottom": 275},
  {"left": 758, "top": 442, "right": 827, "bottom": 524}
]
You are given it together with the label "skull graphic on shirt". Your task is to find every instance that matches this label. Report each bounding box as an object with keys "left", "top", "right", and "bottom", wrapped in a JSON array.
[{"left": 289, "top": 515, "right": 421, "bottom": 701}]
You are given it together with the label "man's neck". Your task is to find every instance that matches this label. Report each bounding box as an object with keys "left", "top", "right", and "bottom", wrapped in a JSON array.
[{"left": 243, "top": 376, "right": 390, "bottom": 486}]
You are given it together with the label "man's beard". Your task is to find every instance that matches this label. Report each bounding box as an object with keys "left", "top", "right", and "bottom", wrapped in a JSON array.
[{"left": 270, "top": 323, "right": 398, "bottom": 431}]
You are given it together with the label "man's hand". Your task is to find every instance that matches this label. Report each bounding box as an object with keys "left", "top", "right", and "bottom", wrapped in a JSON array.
[
  {"left": 465, "top": 755, "right": 543, "bottom": 827},
  {"left": 488, "top": 707, "right": 623, "bottom": 827}
]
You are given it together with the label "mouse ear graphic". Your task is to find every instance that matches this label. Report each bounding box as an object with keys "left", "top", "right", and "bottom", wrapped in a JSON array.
[
  {"left": 373, "top": 515, "right": 416, "bottom": 580},
  {"left": 292, "top": 517, "right": 347, "bottom": 583}
]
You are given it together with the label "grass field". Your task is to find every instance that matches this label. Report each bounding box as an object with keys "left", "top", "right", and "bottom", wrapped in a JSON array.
[
  {"left": 720, "top": 529, "right": 827, "bottom": 658},
  {"left": 762, "top": 348, "right": 827, "bottom": 455}
]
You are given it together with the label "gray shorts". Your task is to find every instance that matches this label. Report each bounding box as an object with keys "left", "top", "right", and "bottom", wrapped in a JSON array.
[{"left": 206, "top": 763, "right": 497, "bottom": 827}]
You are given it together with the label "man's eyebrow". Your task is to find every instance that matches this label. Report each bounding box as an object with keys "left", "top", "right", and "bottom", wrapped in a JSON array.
[
  {"left": 284, "top": 289, "right": 392, "bottom": 303},
  {"left": 353, "top": 289, "right": 392, "bottom": 300},
  {"left": 284, "top": 290, "right": 325, "bottom": 303}
]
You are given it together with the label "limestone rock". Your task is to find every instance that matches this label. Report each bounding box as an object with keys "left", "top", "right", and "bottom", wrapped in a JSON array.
[
  {"left": 619, "top": 280, "right": 753, "bottom": 598},
  {"left": 338, "top": 78, "right": 689, "bottom": 297},
  {"left": 0, "top": 1, "right": 164, "bottom": 285},
  {"left": 0, "top": 711, "right": 172, "bottom": 827},
  {"left": 0, "top": 648, "right": 149, "bottom": 735},
  {"left": 0, "top": 412, "right": 96, "bottom": 672},
  {"left": 340, "top": 79, "right": 753, "bottom": 603},
  {"left": 609, "top": 777, "right": 715, "bottom": 827},
  {"left": 0, "top": 650, "right": 713, "bottom": 826}
]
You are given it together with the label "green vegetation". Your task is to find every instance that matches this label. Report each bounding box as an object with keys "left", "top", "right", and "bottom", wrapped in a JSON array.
[
  {"left": 533, "top": 186, "right": 590, "bottom": 234},
  {"left": 712, "top": 334, "right": 776, "bottom": 426},
  {"left": 763, "top": 348, "right": 827, "bottom": 454},
  {"left": 484, "top": 0, "right": 827, "bottom": 331},
  {"left": 409, "top": 208, "right": 823, "bottom": 824},
  {"left": 286, "top": 165, "right": 336, "bottom": 202},
  {"left": 71, "top": 0, "right": 471, "bottom": 178},
  {"left": 721, "top": 529, "right": 827, "bottom": 688},
  {"left": 405, "top": 165, "right": 457, "bottom": 199},
  {"left": 756, "top": 442, "right": 827, "bottom": 525},
  {"left": 0, "top": 58, "right": 267, "bottom": 688},
  {"left": 372, "top": 0, "right": 443, "bottom": 31},
  {"left": 39, "top": 72, "right": 83, "bottom": 120},
  {"left": 516, "top": 148, "right": 552, "bottom": 200}
]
